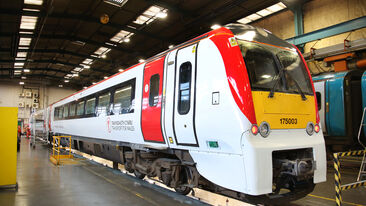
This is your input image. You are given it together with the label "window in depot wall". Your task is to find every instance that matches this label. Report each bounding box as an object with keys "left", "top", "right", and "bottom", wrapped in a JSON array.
[
  {"left": 178, "top": 62, "right": 192, "bottom": 114},
  {"left": 85, "top": 97, "right": 96, "bottom": 115},
  {"left": 149, "top": 74, "right": 160, "bottom": 107},
  {"left": 97, "top": 92, "right": 111, "bottom": 116},
  {"left": 69, "top": 103, "right": 76, "bottom": 117},
  {"left": 76, "top": 101, "right": 85, "bottom": 116},
  {"left": 113, "top": 85, "right": 133, "bottom": 114}
]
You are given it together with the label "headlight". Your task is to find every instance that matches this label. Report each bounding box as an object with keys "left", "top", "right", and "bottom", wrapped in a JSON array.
[
  {"left": 306, "top": 122, "right": 315, "bottom": 135},
  {"left": 259, "top": 122, "right": 270, "bottom": 137}
]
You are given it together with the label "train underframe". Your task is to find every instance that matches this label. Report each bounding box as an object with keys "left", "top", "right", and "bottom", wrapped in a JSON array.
[{"left": 49, "top": 133, "right": 316, "bottom": 204}]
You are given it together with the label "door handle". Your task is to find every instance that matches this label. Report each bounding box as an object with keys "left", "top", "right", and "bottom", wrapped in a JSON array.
[{"left": 326, "top": 102, "right": 329, "bottom": 113}]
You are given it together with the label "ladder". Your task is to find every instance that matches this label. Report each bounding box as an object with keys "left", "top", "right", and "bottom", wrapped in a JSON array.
[{"left": 357, "top": 107, "right": 366, "bottom": 181}]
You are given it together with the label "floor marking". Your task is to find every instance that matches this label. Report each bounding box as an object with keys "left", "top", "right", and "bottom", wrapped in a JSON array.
[
  {"left": 308, "top": 194, "right": 364, "bottom": 206},
  {"left": 83, "top": 166, "right": 160, "bottom": 206}
]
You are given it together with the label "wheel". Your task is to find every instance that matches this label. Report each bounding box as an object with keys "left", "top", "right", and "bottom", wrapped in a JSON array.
[
  {"left": 174, "top": 185, "right": 192, "bottom": 195},
  {"left": 134, "top": 170, "right": 146, "bottom": 179}
]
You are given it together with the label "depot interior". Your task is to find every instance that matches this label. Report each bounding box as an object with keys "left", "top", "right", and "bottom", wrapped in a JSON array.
[{"left": 1, "top": 0, "right": 366, "bottom": 206}]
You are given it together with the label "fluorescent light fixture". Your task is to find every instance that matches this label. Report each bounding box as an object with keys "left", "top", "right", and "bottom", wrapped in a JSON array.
[
  {"left": 134, "top": 5, "right": 168, "bottom": 25},
  {"left": 103, "top": 0, "right": 128, "bottom": 7},
  {"left": 83, "top": 65, "right": 91, "bottom": 69},
  {"left": 19, "top": 37, "right": 32, "bottom": 46},
  {"left": 94, "top": 47, "right": 110, "bottom": 56},
  {"left": 17, "top": 52, "right": 27, "bottom": 57},
  {"left": 73, "top": 67, "right": 83, "bottom": 72},
  {"left": 118, "top": 68, "right": 124, "bottom": 72},
  {"left": 19, "top": 81, "right": 25, "bottom": 85},
  {"left": 24, "top": 0, "right": 43, "bottom": 5},
  {"left": 110, "top": 30, "right": 134, "bottom": 43},
  {"left": 101, "top": 54, "right": 107, "bottom": 59},
  {"left": 237, "top": 2, "right": 286, "bottom": 24},
  {"left": 15, "top": 58, "right": 26, "bottom": 60},
  {"left": 21, "top": 76, "right": 27, "bottom": 79},
  {"left": 20, "top": 16, "right": 38, "bottom": 30},
  {"left": 90, "top": 54, "right": 98, "bottom": 58},
  {"left": 58, "top": 85, "right": 63, "bottom": 88},
  {"left": 72, "top": 73, "right": 79, "bottom": 77},
  {"left": 169, "top": 45, "right": 174, "bottom": 49},
  {"left": 139, "top": 59, "right": 145, "bottom": 63},
  {"left": 82, "top": 58, "right": 93, "bottom": 65},
  {"left": 18, "top": 46, "right": 29, "bottom": 49},
  {"left": 211, "top": 24, "right": 221, "bottom": 30},
  {"left": 71, "top": 40, "right": 86, "bottom": 46},
  {"left": 14, "top": 62, "right": 25, "bottom": 67},
  {"left": 23, "top": 8, "right": 40, "bottom": 12},
  {"left": 104, "top": 76, "right": 108, "bottom": 79},
  {"left": 14, "top": 70, "right": 22, "bottom": 73},
  {"left": 24, "top": 69, "right": 30, "bottom": 72},
  {"left": 64, "top": 79, "right": 69, "bottom": 83}
]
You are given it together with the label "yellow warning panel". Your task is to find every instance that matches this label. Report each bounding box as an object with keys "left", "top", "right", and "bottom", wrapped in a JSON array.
[{"left": 0, "top": 107, "right": 18, "bottom": 188}]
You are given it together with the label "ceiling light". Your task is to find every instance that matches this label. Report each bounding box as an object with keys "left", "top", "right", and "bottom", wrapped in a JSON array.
[
  {"left": 20, "top": 16, "right": 38, "bottom": 30},
  {"left": 18, "top": 46, "right": 29, "bottom": 49},
  {"left": 24, "top": 0, "right": 43, "bottom": 5},
  {"left": 211, "top": 24, "right": 221, "bottom": 30},
  {"left": 17, "top": 52, "right": 27, "bottom": 57},
  {"left": 64, "top": 80, "right": 69, "bottom": 83},
  {"left": 73, "top": 67, "right": 83, "bottom": 72},
  {"left": 104, "top": 76, "right": 108, "bottom": 79},
  {"left": 21, "top": 76, "right": 27, "bottom": 79},
  {"left": 94, "top": 47, "right": 110, "bottom": 56},
  {"left": 103, "top": 0, "right": 128, "bottom": 7},
  {"left": 14, "top": 70, "right": 22, "bottom": 73},
  {"left": 24, "top": 69, "right": 30, "bottom": 72},
  {"left": 19, "top": 31, "right": 33, "bottom": 34},
  {"left": 257, "top": 9, "right": 272, "bottom": 17},
  {"left": 101, "top": 54, "right": 107, "bottom": 59},
  {"left": 169, "top": 45, "right": 174, "bottom": 49},
  {"left": 118, "top": 68, "right": 124, "bottom": 72},
  {"left": 139, "top": 59, "right": 145, "bottom": 63},
  {"left": 15, "top": 58, "right": 26, "bottom": 61},
  {"left": 124, "top": 38, "right": 130, "bottom": 42},
  {"left": 246, "top": 13, "right": 262, "bottom": 21},
  {"left": 83, "top": 65, "right": 90, "bottom": 69},
  {"left": 82, "top": 58, "right": 93, "bottom": 65},
  {"left": 72, "top": 73, "right": 79, "bottom": 77},
  {"left": 23, "top": 8, "right": 40, "bottom": 12},
  {"left": 237, "top": 2, "right": 286, "bottom": 25},
  {"left": 134, "top": 5, "right": 168, "bottom": 25},
  {"left": 237, "top": 17, "right": 252, "bottom": 24},
  {"left": 267, "top": 2, "right": 286, "bottom": 12},
  {"left": 83, "top": 86, "right": 87, "bottom": 89},
  {"left": 92, "top": 82, "right": 96, "bottom": 85},
  {"left": 19, "top": 82, "right": 25, "bottom": 85},
  {"left": 58, "top": 85, "right": 63, "bottom": 88},
  {"left": 56, "top": 63, "right": 64, "bottom": 66},
  {"left": 71, "top": 40, "right": 86, "bottom": 46}
]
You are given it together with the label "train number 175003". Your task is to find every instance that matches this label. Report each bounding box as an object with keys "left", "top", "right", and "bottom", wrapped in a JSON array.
[{"left": 280, "top": 118, "right": 297, "bottom": 124}]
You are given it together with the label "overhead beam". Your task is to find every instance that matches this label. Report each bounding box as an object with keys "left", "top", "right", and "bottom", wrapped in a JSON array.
[
  {"left": 286, "top": 16, "right": 366, "bottom": 45},
  {"left": 0, "top": 9, "right": 166, "bottom": 42}
]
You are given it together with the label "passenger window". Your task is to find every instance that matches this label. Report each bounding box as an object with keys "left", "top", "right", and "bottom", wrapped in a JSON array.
[
  {"left": 113, "top": 85, "right": 132, "bottom": 114},
  {"left": 69, "top": 103, "right": 76, "bottom": 117},
  {"left": 97, "top": 92, "right": 111, "bottom": 116},
  {"left": 178, "top": 62, "right": 192, "bottom": 114},
  {"left": 149, "top": 74, "right": 160, "bottom": 107},
  {"left": 316, "top": 92, "right": 321, "bottom": 111},
  {"left": 54, "top": 108, "right": 59, "bottom": 120},
  {"left": 76, "top": 101, "right": 85, "bottom": 116},
  {"left": 58, "top": 107, "right": 63, "bottom": 119},
  {"left": 63, "top": 105, "right": 69, "bottom": 118},
  {"left": 85, "top": 97, "right": 96, "bottom": 115}
]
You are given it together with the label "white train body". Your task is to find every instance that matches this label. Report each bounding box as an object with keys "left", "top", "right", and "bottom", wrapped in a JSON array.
[{"left": 47, "top": 24, "right": 326, "bottom": 203}]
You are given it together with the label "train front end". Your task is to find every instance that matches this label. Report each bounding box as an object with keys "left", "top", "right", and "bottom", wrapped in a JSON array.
[{"left": 229, "top": 24, "right": 327, "bottom": 200}]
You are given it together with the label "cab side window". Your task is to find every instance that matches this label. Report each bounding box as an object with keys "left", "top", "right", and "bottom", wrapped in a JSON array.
[{"left": 149, "top": 74, "right": 160, "bottom": 107}]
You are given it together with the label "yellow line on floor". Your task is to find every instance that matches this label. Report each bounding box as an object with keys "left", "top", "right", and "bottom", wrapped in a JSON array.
[
  {"left": 308, "top": 194, "right": 364, "bottom": 206},
  {"left": 83, "top": 166, "right": 160, "bottom": 206}
]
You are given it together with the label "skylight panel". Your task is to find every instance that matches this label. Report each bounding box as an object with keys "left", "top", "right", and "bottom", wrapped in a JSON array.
[
  {"left": 246, "top": 13, "right": 262, "bottom": 21},
  {"left": 73, "top": 67, "right": 84, "bottom": 72},
  {"left": 19, "top": 31, "right": 33, "bottom": 34},
  {"left": 133, "top": 5, "right": 168, "bottom": 25},
  {"left": 14, "top": 62, "right": 25, "bottom": 67},
  {"left": 19, "top": 37, "right": 32, "bottom": 46},
  {"left": 94, "top": 47, "right": 110, "bottom": 56},
  {"left": 103, "top": 0, "right": 128, "bottom": 7},
  {"left": 23, "top": 8, "right": 40, "bottom": 12},
  {"left": 237, "top": 2, "right": 286, "bottom": 25},
  {"left": 82, "top": 58, "right": 93, "bottom": 65},
  {"left": 257, "top": 9, "right": 272, "bottom": 17},
  {"left": 237, "top": 17, "right": 252, "bottom": 24},
  {"left": 20, "top": 16, "right": 38, "bottom": 30},
  {"left": 18, "top": 46, "right": 29, "bottom": 50},
  {"left": 17, "top": 52, "right": 28, "bottom": 57},
  {"left": 110, "top": 30, "right": 134, "bottom": 43},
  {"left": 267, "top": 2, "right": 286, "bottom": 13},
  {"left": 24, "top": 0, "right": 43, "bottom": 5}
]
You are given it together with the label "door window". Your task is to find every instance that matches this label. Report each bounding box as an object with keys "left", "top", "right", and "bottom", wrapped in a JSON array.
[
  {"left": 178, "top": 62, "right": 192, "bottom": 114},
  {"left": 149, "top": 74, "right": 160, "bottom": 107}
]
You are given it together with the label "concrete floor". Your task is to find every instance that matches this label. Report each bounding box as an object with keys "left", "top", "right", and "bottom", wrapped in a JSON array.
[
  {"left": 1, "top": 137, "right": 365, "bottom": 206},
  {"left": 0, "top": 137, "right": 206, "bottom": 206}
]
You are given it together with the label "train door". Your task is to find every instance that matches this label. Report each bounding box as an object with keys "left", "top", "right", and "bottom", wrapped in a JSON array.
[
  {"left": 173, "top": 44, "right": 198, "bottom": 146},
  {"left": 314, "top": 81, "right": 327, "bottom": 133},
  {"left": 141, "top": 56, "right": 166, "bottom": 143}
]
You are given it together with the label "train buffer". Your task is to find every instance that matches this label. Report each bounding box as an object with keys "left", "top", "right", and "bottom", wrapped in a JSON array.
[{"left": 334, "top": 150, "right": 366, "bottom": 206}]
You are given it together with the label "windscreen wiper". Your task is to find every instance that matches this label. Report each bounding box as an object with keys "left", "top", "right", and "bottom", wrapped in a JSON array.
[
  {"left": 283, "top": 71, "right": 307, "bottom": 101},
  {"left": 268, "top": 68, "right": 284, "bottom": 98}
]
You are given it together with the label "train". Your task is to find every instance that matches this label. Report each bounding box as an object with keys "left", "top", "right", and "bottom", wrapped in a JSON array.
[
  {"left": 32, "top": 24, "right": 327, "bottom": 204},
  {"left": 313, "top": 70, "right": 366, "bottom": 150}
]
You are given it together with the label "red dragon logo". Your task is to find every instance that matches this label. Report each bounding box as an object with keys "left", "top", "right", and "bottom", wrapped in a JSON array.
[{"left": 107, "top": 117, "right": 111, "bottom": 133}]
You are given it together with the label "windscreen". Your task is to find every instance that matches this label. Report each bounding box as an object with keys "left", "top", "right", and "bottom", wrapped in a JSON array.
[{"left": 238, "top": 40, "right": 313, "bottom": 95}]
